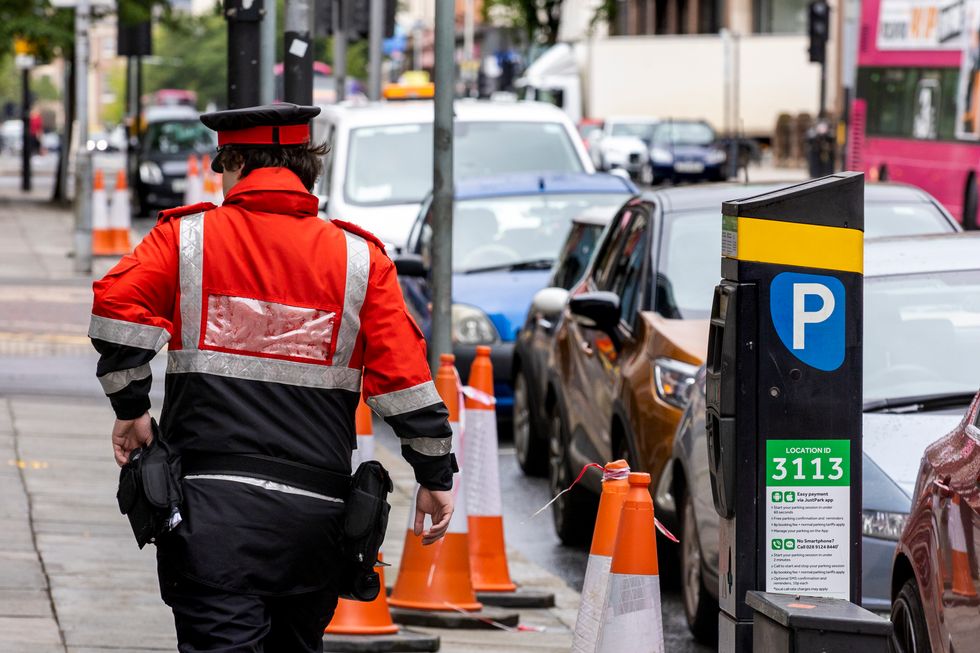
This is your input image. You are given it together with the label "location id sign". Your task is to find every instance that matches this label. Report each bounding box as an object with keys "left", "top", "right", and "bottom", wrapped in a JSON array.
[{"left": 766, "top": 439, "right": 850, "bottom": 600}]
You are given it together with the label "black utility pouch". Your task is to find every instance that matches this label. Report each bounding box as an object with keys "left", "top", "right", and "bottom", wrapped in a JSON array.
[
  {"left": 340, "top": 460, "right": 393, "bottom": 601},
  {"left": 116, "top": 419, "right": 183, "bottom": 549}
]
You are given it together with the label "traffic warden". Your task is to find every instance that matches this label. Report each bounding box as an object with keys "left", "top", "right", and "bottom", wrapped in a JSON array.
[{"left": 87, "top": 103, "right": 456, "bottom": 652}]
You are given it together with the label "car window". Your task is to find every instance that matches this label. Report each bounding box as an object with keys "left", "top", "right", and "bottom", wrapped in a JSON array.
[
  {"left": 344, "top": 121, "right": 585, "bottom": 206},
  {"left": 864, "top": 201, "right": 956, "bottom": 237},
  {"left": 592, "top": 207, "right": 636, "bottom": 290},
  {"left": 145, "top": 120, "right": 215, "bottom": 155},
  {"left": 609, "top": 122, "right": 658, "bottom": 141},
  {"left": 551, "top": 223, "right": 605, "bottom": 290},
  {"left": 605, "top": 211, "right": 650, "bottom": 323},
  {"left": 418, "top": 192, "right": 629, "bottom": 273},
  {"left": 317, "top": 121, "right": 335, "bottom": 196},
  {"left": 656, "top": 210, "right": 720, "bottom": 320},
  {"left": 651, "top": 121, "right": 715, "bottom": 146}
]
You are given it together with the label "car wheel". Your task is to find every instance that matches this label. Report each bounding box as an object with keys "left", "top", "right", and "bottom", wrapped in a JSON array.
[
  {"left": 681, "top": 490, "right": 718, "bottom": 644},
  {"left": 891, "top": 577, "right": 931, "bottom": 653},
  {"left": 513, "top": 370, "right": 547, "bottom": 476},
  {"left": 548, "top": 401, "right": 595, "bottom": 546}
]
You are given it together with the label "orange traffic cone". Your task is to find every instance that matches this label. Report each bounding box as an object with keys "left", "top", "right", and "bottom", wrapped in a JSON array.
[
  {"left": 351, "top": 395, "right": 374, "bottom": 469},
  {"left": 326, "top": 553, "right": 400, "bottom": 636},
  {"left": 389, "top": 353, "right": 483, "bottom": 613},
  {"left": 572, "top": 459, "right": 631, "bottom": 653},
  {"left": 184, "top": 154, "right": 203, "bottom": 205},
  {"left": 91, "top": 170, "right": 114, "bottom": 256},
  {"left": 109, "top": 169, "right": 133, "bottom": 254},
  {"left": 950, "top": 494, "right": 978, "bottom": 598},
  {"left": 464, "top": 346, "right": 516, "bottom": 593},
  {"left": 595, "top": 472, "right": 665, "bottom": 653},
  {"left": 201, "top": 155, "right": 223, "bottom": 205}
]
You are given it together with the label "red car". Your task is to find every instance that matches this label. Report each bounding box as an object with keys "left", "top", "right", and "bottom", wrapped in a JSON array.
[{"left": 892, "top": 391, "right": 980, "bottom": 653}]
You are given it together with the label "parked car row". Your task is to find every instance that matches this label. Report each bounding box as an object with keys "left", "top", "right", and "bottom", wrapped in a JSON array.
[{"left": 583, "top": 117, "right": 731, "bottom": 186}]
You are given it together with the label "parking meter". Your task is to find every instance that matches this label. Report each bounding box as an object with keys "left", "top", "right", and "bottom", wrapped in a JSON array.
[{"left": 705, "top": 173, "right": 864, "bottom": 652}]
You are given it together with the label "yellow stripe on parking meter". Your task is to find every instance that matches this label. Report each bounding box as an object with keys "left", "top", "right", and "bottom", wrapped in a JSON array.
[{"left": 723, "top": 216, "right": 863, "bottom": 274}]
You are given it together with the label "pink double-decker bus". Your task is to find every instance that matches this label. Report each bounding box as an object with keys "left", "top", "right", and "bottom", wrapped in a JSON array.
[{"left": 849, "top": 0, "right": 980, "bottom": 228}]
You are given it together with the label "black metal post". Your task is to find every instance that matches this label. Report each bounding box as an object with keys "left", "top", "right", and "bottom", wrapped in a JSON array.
[
  {"left": 284, "top": 0, "right": 314, "bottom": 105},
  {"left": 225, "top": 0, "right": 264, "bottom": 108},
  {"left": 21, "top": 67, "right": 31, "bottom": 193}
]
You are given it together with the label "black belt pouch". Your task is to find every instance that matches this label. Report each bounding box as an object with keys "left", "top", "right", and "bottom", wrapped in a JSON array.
[
  {"left": 116, "top": 419, "right": 183, "bottom": 549},
  {"left": 340, "top": 460, "right": 393, "bottom": 601}
]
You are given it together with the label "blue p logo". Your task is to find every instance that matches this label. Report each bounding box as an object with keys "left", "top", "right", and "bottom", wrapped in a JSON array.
[{"left": 770, "top": 272, "right": 845, "bottom": 371}]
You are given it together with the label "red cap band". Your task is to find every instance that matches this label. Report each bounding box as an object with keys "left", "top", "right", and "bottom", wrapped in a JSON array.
[{"left": 217, "top": 123, "right": 310, "bottom": 147}]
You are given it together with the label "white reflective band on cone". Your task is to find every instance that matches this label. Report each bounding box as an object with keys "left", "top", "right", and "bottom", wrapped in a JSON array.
[
  {"left": 92, "top": 186, "right": 108, "bottom": 229},
  {"left": 463, "top": 408, "right": 502, "bottom": 517},
  {"left": 572, "top": 553, "right": 613, "bottom": 653},
  {"left": 595, "top": 574, "right": 664, "bottom": 653}
]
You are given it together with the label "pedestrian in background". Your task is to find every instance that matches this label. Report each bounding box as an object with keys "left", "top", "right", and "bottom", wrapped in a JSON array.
[{"left": 88, "top": 103, "right": 455, "bottom": 653}]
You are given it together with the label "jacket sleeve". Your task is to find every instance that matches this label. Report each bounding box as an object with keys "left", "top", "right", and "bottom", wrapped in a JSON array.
[
  {"left": 88, "top": 222, "right": 178, "bottom": 419},
  {"left": 359, "top": 251, "right": 455, "bottom": 491}
]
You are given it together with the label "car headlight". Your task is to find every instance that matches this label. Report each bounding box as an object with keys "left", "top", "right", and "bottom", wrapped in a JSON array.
[
  {"left": 139, "top": 161, "right": 164, "bottom": 186},
  {"left": 862, "top": 510, "right": 908, "bottom": 541},
  {"left": 651, "top": 147, "right": 673, "bottom": 165},
  {"left": 861, "top": 453, "right": 911, "bottom": 540},
  {"left": 653, "top": 357, "right": 699, "bottom": 408},
  {"left": 452, "top": 304, "right": 499, "bottom": 345},
  {"left": 706, "top": 149, "right": 727, "bottom": 164}
]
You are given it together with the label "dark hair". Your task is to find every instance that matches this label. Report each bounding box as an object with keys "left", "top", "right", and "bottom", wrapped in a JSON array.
[{"left": 218, "top": 141, "right": 329, "bottom": 190}]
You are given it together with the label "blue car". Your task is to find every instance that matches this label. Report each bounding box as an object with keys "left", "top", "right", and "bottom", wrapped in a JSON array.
[
  {"left": 396, "top": 172, "right": 636, "bottom": 429},
  {"left": 647, "top": 120, "right": 729, "bottom": 185}
]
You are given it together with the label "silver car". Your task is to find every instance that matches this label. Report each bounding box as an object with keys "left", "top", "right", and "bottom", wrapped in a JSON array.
[{"left": 657, "top": 233, "right": 980, "bottom": 643}]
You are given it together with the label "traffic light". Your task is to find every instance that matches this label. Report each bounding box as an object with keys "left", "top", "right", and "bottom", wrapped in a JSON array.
[
  {"left": 808, "top": 0, "right": 830, "bottom": 64},
  {"left": 348, "top": 0, "right": 397, "bottom": 40}
]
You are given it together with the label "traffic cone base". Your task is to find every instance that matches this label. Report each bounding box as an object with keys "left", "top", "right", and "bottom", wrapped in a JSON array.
[
  {"left": 467, "top": 517, "right": 516, "bottom": 592},
  {"left": 572, "top": 553, "right": 613, "bottom": 653},
  {"left": 595, "top": 574, "right": 664, "bottom": 653}
]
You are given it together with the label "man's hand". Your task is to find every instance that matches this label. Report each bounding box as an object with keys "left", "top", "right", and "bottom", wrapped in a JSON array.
[
  {"left": 112, "top": 413, "right": 153, "bottom": 466},
  {"left": 414, "top": 486, "right": 454, "bottom": 545}
]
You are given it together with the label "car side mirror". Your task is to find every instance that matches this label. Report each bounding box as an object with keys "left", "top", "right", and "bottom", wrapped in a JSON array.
[
  {"left": 608, "top": 168, "right": 631, "bottom": 181},
  {"left": 393, "top": 253, "right": 426, "bottom": 277},
  {"left": 531, "top": 287, "right": 569, "bottom": 319},
  {"left": 569, "top": 291, "right": 620, "bottom": 334}
]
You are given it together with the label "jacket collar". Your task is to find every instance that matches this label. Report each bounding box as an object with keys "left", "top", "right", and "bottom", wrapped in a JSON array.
[{"left": 221, "top": 167, "right": 319, "bottom": 217}]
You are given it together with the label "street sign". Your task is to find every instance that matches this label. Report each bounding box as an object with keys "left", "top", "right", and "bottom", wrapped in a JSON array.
[{"left": 706, "top": 173, "right": 864, "bottom": 653}]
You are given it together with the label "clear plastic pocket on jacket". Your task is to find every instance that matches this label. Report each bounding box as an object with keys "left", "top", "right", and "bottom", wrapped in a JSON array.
[{"left": 204, "top": 294, "right": 336, "bottom": 361}]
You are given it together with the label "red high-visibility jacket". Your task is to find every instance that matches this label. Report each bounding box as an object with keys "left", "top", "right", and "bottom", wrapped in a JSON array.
[{"left": 89, "top": 167, "right": 453, "bottom": 491}]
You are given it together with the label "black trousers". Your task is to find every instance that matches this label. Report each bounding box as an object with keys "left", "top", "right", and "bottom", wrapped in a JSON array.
[{"left": 159, "top": 569, "right": 339, "bottom": 653}]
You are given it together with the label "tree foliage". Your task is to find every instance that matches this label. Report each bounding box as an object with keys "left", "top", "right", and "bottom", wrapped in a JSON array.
[
  {"left": 484, "top": 0, "right": 564, "bottom": 46},
  {"left": 144, "top": 7, "right": 228, "bottom": 110}
]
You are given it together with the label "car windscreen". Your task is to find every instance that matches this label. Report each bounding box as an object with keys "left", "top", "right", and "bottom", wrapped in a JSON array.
[
  {"left": 864, "top": 269, "right": 980, "bottom": 403},
  {"left": 655, "top": 210, "right": 719, "bottom": 320},
  {"left": 344, "top": 121, "right": 584, "bottom": 206},
  {"left": 609, "top": 122, "right": 658, "bottom": 141},
  {"left": 145, "top": 120, "right": 215, "bottom": 155},
  {"left": 420, "top": 193, "right": 630, "bottom": 273},
  {"left": 864, "top": 201, "right": 954, "bottom": 237},
  {"left": 651, "top": 122, "right": 715, "bottom": 146}
]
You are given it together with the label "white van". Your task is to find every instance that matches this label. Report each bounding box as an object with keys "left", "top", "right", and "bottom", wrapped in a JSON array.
[{"left": 313, "top": 99, "right": 594, "bottom": 250}]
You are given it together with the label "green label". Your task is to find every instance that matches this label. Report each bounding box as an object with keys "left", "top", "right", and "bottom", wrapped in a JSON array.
[
  {"left": 766, "top": 439, "right": 850, "bottom": 487},
  {"left": 722, "top": 214, "right": 738, "bottom": 257}
]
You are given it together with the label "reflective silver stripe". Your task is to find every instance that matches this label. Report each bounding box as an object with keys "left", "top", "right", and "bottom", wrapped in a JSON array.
[
  {"left": 167, "top": 349, "right": 361, "bottom": 391},
  {"left": 332, "top": 231, "right": 369, "bottom": 367},
  {"left": 98, "top": 363, "right": 152, "bottom": 395},
  {"left": 367, "top": 381, "right": 441, "bottom": 416},
  {"left": 179, "top": 213, "right": 205, "bottom": 350},
  {"left": 401, "top": 436, "right": 453, "bottom": 456},
  {"left": 184, "top": 475, "right": 345, "bottom": 503},
  {"left": 88, "top": 315, "right": 171, "bottom": 352}
]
